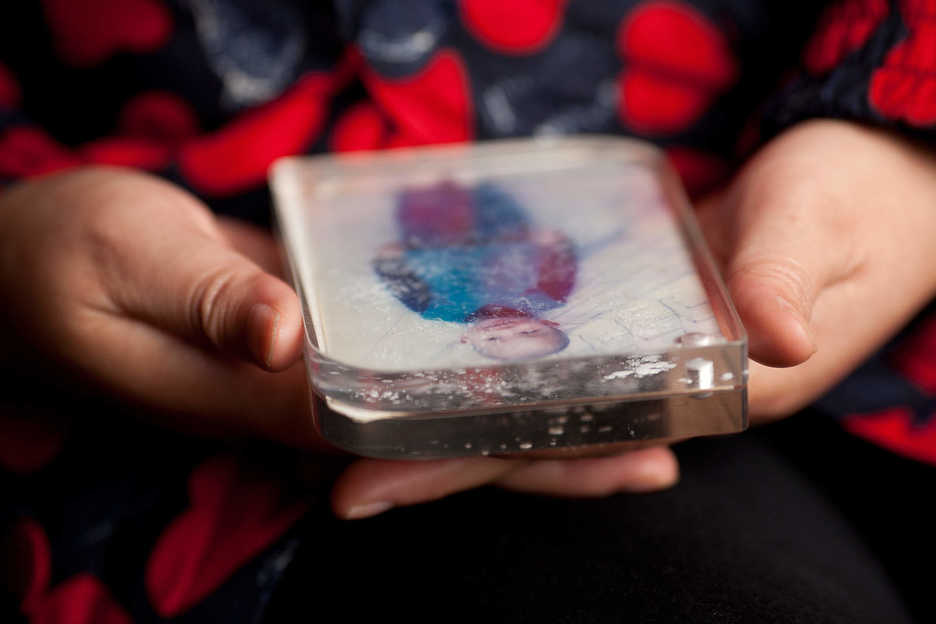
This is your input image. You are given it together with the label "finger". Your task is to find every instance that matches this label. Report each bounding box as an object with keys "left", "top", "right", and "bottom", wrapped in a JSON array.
[
  {"left": 122, "top": 237, "right": 302, "bottom": 371},
  {"left": 727, "top": 253, "right": 820, "bottom": 367},
  {"left": 494, "top": 446, "right": 679, "bottom": 495},
  {"left": 69, "top": 305, "right": 324, "bottom": 447},
  {"left": 700, "top": 187, "right": 860, "bottom": 369},
  {"left": 331, "top": 457, "right": 522, "bottom": 519},
  {"left": 331, "top": 447, "right": 680, "bottom": 520},
  {"left": 87, "top": 177, "right": 302, "bottom": 371},
  {"left": 747, "top": 359, "right": 814, "bottom": 422}
]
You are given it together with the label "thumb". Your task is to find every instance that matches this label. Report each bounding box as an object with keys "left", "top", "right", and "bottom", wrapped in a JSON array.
[
  {"left": 95, "top": 178, "right": 303, "bottom": 370},
  {"left": 700, "top": 193, "right": 853, "bottom": 368},
  {"left": 728, "top": 253, "right": 817, "bottom": 368},
  {"left": 169, "top": 244, "right": 303, "bottom": 370}
]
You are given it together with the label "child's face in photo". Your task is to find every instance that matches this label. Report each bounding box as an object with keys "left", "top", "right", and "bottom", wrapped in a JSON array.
[{"left": 465, "top": 317, "right": 569, "bottom": 360}]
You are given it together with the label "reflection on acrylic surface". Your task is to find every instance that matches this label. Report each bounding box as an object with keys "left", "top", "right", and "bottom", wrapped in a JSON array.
[{"left": 308, "top": 164, "right": 721, "bottom": 371}]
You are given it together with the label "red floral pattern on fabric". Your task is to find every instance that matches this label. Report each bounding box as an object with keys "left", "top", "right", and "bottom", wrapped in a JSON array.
[
  {"left": 617, "top": 1, "right": 737, "bottom": 134},
  {"left": 842, "top": 407, "right": 936, "bottom": 465},
  {"left": 331, "top": 101, "right": 388, "bottom": 152},
  {"left": 0, "top": 412, "right": 67, "bottom": 473},
  {"left": 30, "top": 573, "right": 133, "bottom": 624},
  {"left": 6, "top": 2, "right": 936, "bottom": 621},
  {"left": 803, "top": 0, "right": 888, "bottom": 74},
  {"left": 41, "top": 0, "right": 173, "bottom": 67},
  {"left": 0, "top": 127, "right": 80, "bottom": 178},
  {"left": 362, "top": 50, "right": 473, "bottom": 147},
  {"left": 665, "top": 146, "right": 729, "bottom": 198},
  {"left": 178, "top": 73, "right": 335, "bottom": 196},
  {"left": 891, "top": 313, "right": 936, "bottom": 394},
  {"left": 841, "top": 313, "right": 936, "bottom": 465},
  {"left": 869, "top": 0, "right": 936, "bottom": 125},
  {"left": 80, "top": 138, "right": 172, "bottom": 170},
  {"left": 0, "top": 61, "right": 21, "bottom": 109},
  {"left": 145, "top": 455, "right": 308, "bottom": 617},
  {"left": 0, "top": 127, "right": 173, "bottom": 178},
  {"left": 3, "top": 519, "right": 52, "bottom": 614},
  {"left": 118, "top": 92, "right": 200, "bottom": 146},
  {"left": 459, "top": 0, "right": 566, "bottom": 53}
]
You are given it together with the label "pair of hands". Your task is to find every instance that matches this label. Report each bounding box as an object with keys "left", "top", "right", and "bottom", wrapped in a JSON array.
[{"left": 3, "top": 120, "right": 936, "bottom": 519}]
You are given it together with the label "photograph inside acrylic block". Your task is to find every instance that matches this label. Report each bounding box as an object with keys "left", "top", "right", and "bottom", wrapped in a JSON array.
[{"left": 271, "top": 138, "right": 746, "bottom": 425}]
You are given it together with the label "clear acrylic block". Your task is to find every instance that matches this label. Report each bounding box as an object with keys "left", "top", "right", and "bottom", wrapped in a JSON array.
[{"left": 270, "top": 136, "right": 747, "bottom": 459}]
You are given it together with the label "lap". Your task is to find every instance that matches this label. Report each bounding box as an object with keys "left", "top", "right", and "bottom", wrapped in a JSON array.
[
  {"left": 265, "top": 420, "right": 915, "bottom": 623},
  {"left": 1, "top": 392, "right": 924, "bottom": 623}
]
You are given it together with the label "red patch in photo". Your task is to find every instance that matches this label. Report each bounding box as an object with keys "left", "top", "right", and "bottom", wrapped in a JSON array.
[
  {"left": 30, "top": 574, "right": 133, "bottom": 624},
  {"left": 42, "top": 0, "right": 173, "bottom": 66},
  {"left": 2, "top": 519, "right": 52, "bottom": 614},
  {"left": 80, "top": 138, "right": 172, "bottom": 170},
  {"left": 459, "top": 0, "right": 566, "bottom": 53},
  {"left": 118, "top": 92, "right": 200, "bottom": 146},
  {"left": 665, "top": 147, "right": 730, "bottom": 198},
  {"left": 178, "top": 74, "right": 334, "bottom": 196},
  {"left": 617, "top": 1, "right": 737, "bottom": 135},
  {"left": 145, "top": 455, "right": 307, "bottom": 617},
  {"left": 890, "top": 313, "right": 936, "bottom": 394},
  {"left": 869, "top": 1, "right": 936, "bottom": 125},
  {"left": 803, "top": 0, "right": 888, "bottom": 74},
  {"left": 331, "top": 102, "right": 388, "bottom": 152},
  {"left": 843, "top": 407, "right": 936, "bottom": 465},
  {"left": 363, "top": 50, "right": 473, "bottom": 147},
  {"left": 0, "top": 126, "right": 80, "bottom": 178}
]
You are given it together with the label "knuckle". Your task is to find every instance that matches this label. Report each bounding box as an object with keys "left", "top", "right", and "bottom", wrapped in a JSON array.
[
  {"left": 191, "top": 267, "right": 238, "bottom": 345},
  {"left": 189, "top": 265, "right": 264, "bottom": 346},
  {"left": 730, "top": 255, "right": 814, "bottom": 307},
  {"left": 81, "top": 204, "right": 130, "bottom": 272}
]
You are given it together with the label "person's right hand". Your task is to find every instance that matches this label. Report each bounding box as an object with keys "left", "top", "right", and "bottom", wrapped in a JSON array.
[
  {"left": 0, "top": 167, "right": 679, "bottom": 519},
  {"left": 696, "top": 120, "right": 936, "bottom": 421},
  {"left": 0, "top": 166, "right": 316, "bottom": 444}
]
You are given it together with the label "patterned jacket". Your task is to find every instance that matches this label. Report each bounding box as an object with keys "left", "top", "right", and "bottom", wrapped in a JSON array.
[{"left": 2, "top": 1, "right": 936, "bottom": 622}]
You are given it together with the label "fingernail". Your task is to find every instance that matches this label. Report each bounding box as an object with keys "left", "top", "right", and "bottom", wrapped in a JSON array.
[
  {"left": 344, "top": 501, "right": 393, "bottom": 520},
  {"left": 247, "top": 303, "right": 278, "bottom": 367}
]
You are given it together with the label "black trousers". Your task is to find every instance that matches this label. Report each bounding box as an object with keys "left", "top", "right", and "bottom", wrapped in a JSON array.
[{"left": 266, "top": 413, "right": 930, "bottom": 623}]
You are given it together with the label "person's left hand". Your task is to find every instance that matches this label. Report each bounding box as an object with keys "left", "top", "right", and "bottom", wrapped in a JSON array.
[{"left": 696, "top": 119, "right": 936, "bottom": 422}]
